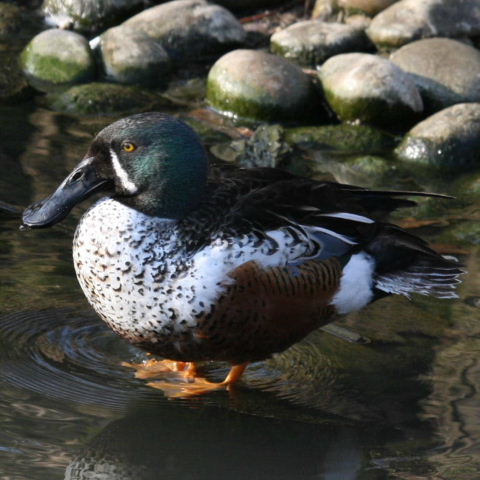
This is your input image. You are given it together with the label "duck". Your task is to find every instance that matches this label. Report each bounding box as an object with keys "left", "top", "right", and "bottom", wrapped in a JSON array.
[{"left": 22, "top": 112, "right": 463, "bottom": 396}]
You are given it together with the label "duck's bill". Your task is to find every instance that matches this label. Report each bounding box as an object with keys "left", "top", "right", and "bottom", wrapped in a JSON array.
[{"left": 22, "top": 158, "right": 112, "bottom": 229}]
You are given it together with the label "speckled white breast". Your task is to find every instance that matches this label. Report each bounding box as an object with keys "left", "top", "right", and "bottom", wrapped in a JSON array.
[{"left": 72, "top": 198, "right": 317, "bottom": 348}]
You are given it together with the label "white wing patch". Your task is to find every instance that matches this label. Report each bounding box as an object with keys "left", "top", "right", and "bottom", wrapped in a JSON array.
[
  {"left": 320, "top": 212, "right": 374, "bottom": 224},
  {"left": 331, "top": 252, "right": 375, "bottom": 314}
]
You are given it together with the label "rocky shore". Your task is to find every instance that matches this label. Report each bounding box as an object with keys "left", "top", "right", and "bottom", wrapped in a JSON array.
[{"left": 3, "top": 0, "right": 480, "bottom": 174}]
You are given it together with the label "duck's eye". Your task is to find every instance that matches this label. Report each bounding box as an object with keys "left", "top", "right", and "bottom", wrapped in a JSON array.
[{"left": 122, "top": 142, "right": 137, "bottom": 152}]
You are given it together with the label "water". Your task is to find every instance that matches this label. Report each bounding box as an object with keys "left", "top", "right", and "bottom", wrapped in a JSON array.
[{"left": 0, "top": 103, "right": 479, "bottom": 480}]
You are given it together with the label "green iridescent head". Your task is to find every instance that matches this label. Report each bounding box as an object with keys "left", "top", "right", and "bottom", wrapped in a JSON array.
[{"left": 22, "top": 112, "right": 209, "bottom": 228}]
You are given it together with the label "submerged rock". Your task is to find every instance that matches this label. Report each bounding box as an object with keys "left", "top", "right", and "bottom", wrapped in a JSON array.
[
  {"left": 271, "top": 20, "right": 370, "bottom": 66},
  {"left": 319, "top": 53, "right": 422, "bottom": 126},
  {"left": 367, "top": 0, "right": 480, "bottom": 49},
  {"left": 20, "top": 29, "right": 95, "bottom": 92},
  {"left": 207, "top": 49, "right": 322, "bottom": 122},
  {"left": 120, "top": 0, "right": 246, "bottom": 62},
  {"left": 45, "top": 82, "right": 172, "bottom": 115},
  {"left": 42, "top": 0, "right": 147, "bottom": 34},
  {"left": 100, "top": 27, "right": 172, "bottom": 86},
  {"left": 395, "top": 103, "right": 480, "bottom": 172},
  {"left": 390, "top": 38, "right": 480, "bottom": 112}
]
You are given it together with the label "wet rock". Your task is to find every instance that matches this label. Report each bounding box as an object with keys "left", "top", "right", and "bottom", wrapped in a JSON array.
[
  {"left": 284, "top": 124, "right": 396, "bottom": 153},
  {"left": 395, "top": 103, "right": 480, "bottom": 172},
  {"left": 100, "top": 27, "right": 172, "bottom": 86},
  {"left": 20, "top": 29, "right": 95, "bottom": 92},
  {"left": 207, "top": 49, "right": 322, "bottom": 122},
  {"left": 270, "top": 20, "right": 370, "bottom": 67},
  {"left": 120, "top": 0, "right": 246, "bottom": 62},
  {"left": 319, "top": 53, "right": 423, "bottom": 126},
  {"left": 0, "top": 2, "right": 22, "bottom": 41},
  {"left": 390, "top": 38, "right": 480, "bottom": 113},
  {"left": 42, "top": 0, "right": 147, "bottom": 34},
  {"left": 45, "top": 82, "right": 172, "bottom": 115},
  {"left": 367, "top": 0, "right": 480, "bottom": 49},
  {"left": 313, "top": 0, "right": 397, "bottom": 19}
]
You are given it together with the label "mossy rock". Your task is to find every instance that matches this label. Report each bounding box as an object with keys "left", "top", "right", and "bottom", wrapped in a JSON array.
[
  {"left": 0, "top": 2, "right": 22, "bottom": 42},
  {"left": 207, "top": 49, "right": 323, "bottom": 122},
  {"left": 0, "top": 52, "right": 34, "bottom": 104},
  {"left": 20, "top": 29, "right": 95, "bottom": 93},
  {"left": 284, "top": 124, "right": 396, "bottom": 154},
  {"left": 45, "top": 82, "right": 173, "bottom": 115}
]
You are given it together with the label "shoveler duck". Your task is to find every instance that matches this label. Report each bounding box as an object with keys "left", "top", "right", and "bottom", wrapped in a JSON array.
[{"left": 22, "top": 112, "right": 463, "bottom": 396}]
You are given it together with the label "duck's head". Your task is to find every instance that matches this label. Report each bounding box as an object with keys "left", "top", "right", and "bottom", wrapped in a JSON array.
[{"left": 22, "top": 112, "right": 209, "bottom": 228}]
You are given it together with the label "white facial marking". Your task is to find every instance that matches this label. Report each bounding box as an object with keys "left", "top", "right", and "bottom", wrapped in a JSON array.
[
  {"left": 109, "top": 148, "right": 138, "bottom": 194},
  {"left": 331, "top": 252, "right": 375, "bottom": 314}
]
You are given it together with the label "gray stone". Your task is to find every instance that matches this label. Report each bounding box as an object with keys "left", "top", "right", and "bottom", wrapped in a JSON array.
[
  {"left": 313, "top": 0, "right": 397, "bottom": 19},
  {"left": 100, "top": 26, "right": 172, "bottom": 86},
  {"left": 367, "top": 0, "right": 480, "bottom": 49},
  {"left": 42, "top": 0, "right": 148, "bottom": 34},
  {"left": 215, "top": 0, "right": 286, "bottom": 10},
  {"left": 20, "top": 29, "right": 95, "bottom": 93},
  {"left": 207, "top": 49, "right": 322, "bottom": 122},
  {"left": 45, "top": 82, "right": 173, "bottom": 115},
  {"left": 319, "top": 53, "right": 423, "bottom": 125},
  {"left": 270, "top": 20, "right": 370, "bottom": 66},
  {"left": 121, "top": 0, "right": 246, "bottom": 62},
  {"left": 395, "top": 103, "right": 480, "bottom": 171},
  {"left": 390, "top": 38, "right": 480, "bottom": 112}
]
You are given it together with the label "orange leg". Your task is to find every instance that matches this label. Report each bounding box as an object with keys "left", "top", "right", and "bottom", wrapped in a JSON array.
[{"left": 148, "top": 363, "right": 248, "bottom": 398}]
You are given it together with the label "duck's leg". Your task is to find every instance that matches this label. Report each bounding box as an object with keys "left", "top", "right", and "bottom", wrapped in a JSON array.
[
  {"left": 148, "top": 363, "right": 248, "bottom": 398},
  {"left": 122, "top": 358, "right": 199, "bottom": 380}
]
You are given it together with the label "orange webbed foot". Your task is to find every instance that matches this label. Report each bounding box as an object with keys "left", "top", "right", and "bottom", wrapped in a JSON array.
[
  {"left": 148, "top": 364, "right": 248, "bottom": 398},
  {"left": 122, "top": 358, "right": 197, "bottom": 380}
]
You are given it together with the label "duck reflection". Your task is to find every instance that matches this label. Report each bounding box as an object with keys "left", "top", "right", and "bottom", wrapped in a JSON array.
[{"left": 65, "top": 403, "right": 366, "bottom": 480}]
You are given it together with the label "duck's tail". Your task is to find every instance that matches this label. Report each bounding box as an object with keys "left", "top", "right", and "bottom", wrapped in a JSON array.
[{"left": 365, "top": 224, "right": 464, "bottom": 300}]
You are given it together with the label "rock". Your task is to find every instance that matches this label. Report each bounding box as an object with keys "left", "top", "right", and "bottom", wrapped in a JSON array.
[
  {"left": 120, "top": 0, "right": 246, "bottom": 62},
  {"left": 207, "top": 49, "right": 322, "bottom": 122},
  {"left": 270, "top": 20, "right": 371, "bottom": 67},
  {"left": 42, "top": 0, "right": 147, "bottom": 34},
  {"left": 0, "top": 2, "right": 22, "bottom": 41},
  {"left": 319, "top": 53, "right": 423, "bottom": 125},
  {"left": 45, "top": 82, "right": 173, "bottom": 115},
  {"left": 284, "top": 124, "right": 396, "bottom": 153},
  {"left": 100, "top": 26, "right": 172, "bottom": 86},
  {"left": 338, "top": 0, "right": 398, "bottom": 15},
  {"left": 20, "top": 29, "right": 95, "bottom": 93},
  {"left": 395, "top": 103, "right": 480, "bottom": 171},
  {"left": 313, "top": 0, "right": 397, "bottom": 19},
  {"left": 390, "top": 38, "right": 480, "bottom": 112},
  {"left": 367, "top": 0, "right": 480, "bottom": 49}
]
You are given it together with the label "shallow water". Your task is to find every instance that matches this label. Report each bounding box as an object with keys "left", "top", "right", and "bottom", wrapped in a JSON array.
[{"left": 0, "top": 104, "right": 479, "bottom": 480}]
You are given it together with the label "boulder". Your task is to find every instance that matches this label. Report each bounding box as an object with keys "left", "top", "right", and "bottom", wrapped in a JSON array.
[
  {"left": 319, "top": 53, "right": 423, "bottom": 125},
  {"left": 390, "top": 38, "right": 480, "bottom": 112},
  {"left": 367, "top": 0, "right": 480, "bottom": 49},
  {"left": 271, "top": 21, "right": 371, "bottom": 66},
  {"left": 207, "top": 49, "right": 323, "bottom": 122},
  {"left": 20, "top": 29, "right": 95, "bottom": 92},
  {"left": 395, "top": 103, "right": 480, "bottom": 171}
]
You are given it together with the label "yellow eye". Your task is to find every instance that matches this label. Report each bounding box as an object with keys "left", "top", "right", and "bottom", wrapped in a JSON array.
[{"left": 122, "top": 142, "right": 137, "bottom": 152}]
